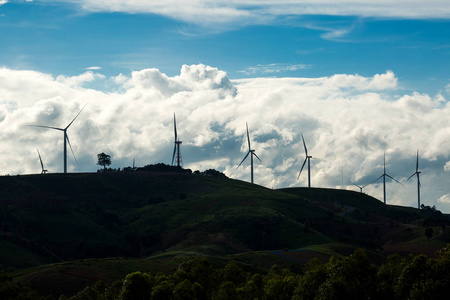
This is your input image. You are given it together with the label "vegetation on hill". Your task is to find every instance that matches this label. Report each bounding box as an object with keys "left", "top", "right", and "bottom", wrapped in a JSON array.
[
  {"left": 5, "top": 246, "right": 450, "bottom": 300},
  {"left": 1, "top": 165, "right": 449, "bottom": 298}
]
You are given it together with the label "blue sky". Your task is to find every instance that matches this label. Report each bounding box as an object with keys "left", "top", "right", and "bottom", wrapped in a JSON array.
[
  {"left": 1, "top": 1, "right": 449, "bottom": 94},
  {"left": 1, "top": 0, "right": 450, "bottom": 212}
]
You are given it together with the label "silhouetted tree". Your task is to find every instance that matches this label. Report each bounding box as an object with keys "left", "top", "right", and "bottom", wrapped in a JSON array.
[
  {"left": 199, "top": 169, "right": 228, "bottom": 178},
  {"left": 119, "top": 272, "right": 152, "bottom": 300},
  {"left": 65, "top": 247, "right": 450, "bottom": 300},
  {"left": 97, "top": 152, "right": 111, "bottom": 170}
]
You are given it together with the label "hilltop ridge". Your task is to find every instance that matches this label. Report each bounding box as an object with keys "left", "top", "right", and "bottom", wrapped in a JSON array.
[{"left": 1, "top": 170, "right": 448, "bottom": 270}]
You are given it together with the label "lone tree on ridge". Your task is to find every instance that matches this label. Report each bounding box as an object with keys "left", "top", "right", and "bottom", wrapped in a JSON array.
[{"left": 97, "top": 152, "right": 111, "bottom": 170}]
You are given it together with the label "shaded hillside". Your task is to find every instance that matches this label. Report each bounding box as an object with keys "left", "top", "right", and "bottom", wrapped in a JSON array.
[
  {"left": 0, "top": 172, "right": 329, "bottom": 270},
  {"left": 1, "top": 172, "right": 449, "bottom": 274},
  {"left": 279, "top": 187, "right": 419, "bottom": 221},
  {"left": 280, "top": 187, "right": 449, "bottom": 249}
]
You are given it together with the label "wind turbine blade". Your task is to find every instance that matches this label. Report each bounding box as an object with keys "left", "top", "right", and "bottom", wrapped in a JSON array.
[
  {"left": 66, "top": 135, "right": 78, "bottom": 164},
  {"left": 298, "top": 158, "right": 307, "bottom": 179},
  {"left": 28, "top": 125, "right": 64, "bottom": 131},
  {"left": 172, "top": 145, "right": 177, "bottom": 165},
  {"left": 174, "top": 113, "right": 177, "bottom": 141},
  {"left": 253, "top": 152, "right": 262, "bottom": 163},
  {"left": 386, "top": 174, "right": 404, "bottom": 186},
  {"left": 349, "top": 181, "right": 362, "bottom": 189},
  {"left": 237, "top": 151, "right": 250, "bottom": 169},
  {"left": 369, "top": 175, "right": 384, "bottom": 185},
  {"left": 246, "top": 122, "right": 251, "bottom": 149},
  {"left": 418, "top": 177, "right": 421, "bottom": 188},
  {"left": 65, "top": 103, "right": 87, "bottom": 130},
  {"left": 416, "top": 150, "right": 419, "bottom": 172},
  {"left": 407, "top": 172, "right": 416, "bottom": 182},
  {"left": 301, "top": 133, "right": 308, "bottom": 156},
  {"left": 37, "top": 149, "right": 44, "bottom": 170}
]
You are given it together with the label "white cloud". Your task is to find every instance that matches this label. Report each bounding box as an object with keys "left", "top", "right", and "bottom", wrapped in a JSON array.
[
  {"left": 56, "top": 71, "right": 105, "bottom": 87},
  {"left": 438, "top": 194, "right": 450, "bottom": 204},
  {"left": 124, "top": 64, "right": 237, "bottom": 98},
  {"left": 445, "top": 161, "right": 450, "bottom": 172},
  {"left": 86, "top": 66, "right": 101, "bottom": 70},
  {"left": 302, "top": 21, "right": 358, "bottom": 41},
  {"left": 2, "top": 64, "right": 450, "bottom": 212},
  {"left": 63, "top": 1, "right": 450, "bottom": 25},
  {"left": 238, "top": 63, "right": 310, "bottom": 75},
  {"left": 0, "top": 1, "right": 7, "bottom": 6}
]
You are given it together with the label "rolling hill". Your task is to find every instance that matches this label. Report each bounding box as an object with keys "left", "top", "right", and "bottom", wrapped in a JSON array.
[{"left": 1, "top": 169, "right": 449, "bottom": 297}]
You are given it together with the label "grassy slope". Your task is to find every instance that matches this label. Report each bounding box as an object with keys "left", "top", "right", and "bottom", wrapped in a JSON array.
[
  {"left": 0, "top": 173, "right": 333, "bottom": 270},
  {"left": 2, "top": 172, "right": 450, "bottom": 298}
]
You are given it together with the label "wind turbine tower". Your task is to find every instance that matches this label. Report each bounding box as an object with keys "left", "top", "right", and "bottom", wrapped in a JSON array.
[
  {"left": 298, "top": 133, "right": 312, "bottom": 188},
  {"left": 237, "top": 122, "right": 262, "bottom": 184},
  {"left": 407, "top": 150, "right": 421, "bottom": 209},
  {"left": 372, "top": 152, "right": 403, "bottom": 204},
  {"left": 37, "top": 149, "right": 47, "bottom": 174},
  {"left": 29, "top": 104, "right": 86, "bottom": 173},
  {"left": 172, "top": 113, "right": 183, "bottom": 167}
]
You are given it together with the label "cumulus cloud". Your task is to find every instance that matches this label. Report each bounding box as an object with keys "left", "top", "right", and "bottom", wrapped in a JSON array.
[
  {"left": 1, "top": 64, "right": 450, "bottom": 212},
  {"left": 124, "top": 64, "right": 237, "bottom": 98}
]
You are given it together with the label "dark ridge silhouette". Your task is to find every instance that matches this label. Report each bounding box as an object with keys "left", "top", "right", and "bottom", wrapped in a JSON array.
[{"left": 1, "top": 171, "right": 449, "bottom": 298}]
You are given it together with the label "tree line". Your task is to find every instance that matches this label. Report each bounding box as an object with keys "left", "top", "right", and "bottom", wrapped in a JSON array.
[
  {"left": 3, "top": 246, "right": 447, "bottom": 300},
  {"left": 96, "top": 152, "right": 227, "bottom": 178}
]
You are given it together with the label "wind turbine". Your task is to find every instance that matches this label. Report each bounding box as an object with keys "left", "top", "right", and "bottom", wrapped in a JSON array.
[
  {"left": 37, "top": 149, "right": 47, "bottom": 174},
  {"left": 172, "top": 113, "right": 182, "bottom": 167},
  {"left": 349, "top": 181, "right": 368, "bottom": 193},
  {"left": 371, "top": 152, "right": 403, "bottom": 204},
  {"left": 407, "top": 150, "right": 421, "bottom": 209},
  {"left": 237, "top": 122, "right": 262, "bottom": 184},
  {"left": 298, "top": 133, "right": 312, "bottom": 188},
  {"left": 29, "top": 104, "right": 86, "bottom": 173}
]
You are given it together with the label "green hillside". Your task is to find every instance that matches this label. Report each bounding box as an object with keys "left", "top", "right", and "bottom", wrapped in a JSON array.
[
  {"left": 0, "top": 172, "right": 333, "bottom": 269},
  {"left": 1, "top": 170, "right": 449, "bottom": 298}
]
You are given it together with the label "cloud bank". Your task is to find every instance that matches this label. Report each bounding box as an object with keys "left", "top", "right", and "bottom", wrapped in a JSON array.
[{"left": 1, "top": 64, "right": 450, "bottom": 212}]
